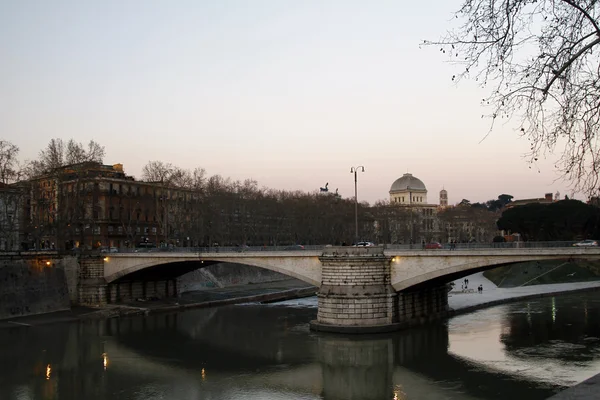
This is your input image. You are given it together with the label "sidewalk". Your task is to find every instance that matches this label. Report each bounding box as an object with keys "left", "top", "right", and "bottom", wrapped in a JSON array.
[{"left": 448, "top": 272, "right": 600, "bottom": 313}]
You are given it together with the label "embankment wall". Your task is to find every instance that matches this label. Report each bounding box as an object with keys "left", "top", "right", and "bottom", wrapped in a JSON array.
[
  {"left": 178, "top": 262, "right": 291, "bottom": 292},
  {"left": 0, "top": 254, "right": 73, "bottom": 319}
]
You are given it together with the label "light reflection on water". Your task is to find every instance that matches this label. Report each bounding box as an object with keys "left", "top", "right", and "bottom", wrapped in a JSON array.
[
  {"left": 448, "top": 296, "right": 600, "bottom": 387},
  {"left": 1, "top": 292, "right": 600, "bottom": 399}
]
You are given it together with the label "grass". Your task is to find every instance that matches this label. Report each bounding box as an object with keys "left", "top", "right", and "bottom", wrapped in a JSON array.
[{"left": 483, "top": 260, "right": 600, "bottom": 288}]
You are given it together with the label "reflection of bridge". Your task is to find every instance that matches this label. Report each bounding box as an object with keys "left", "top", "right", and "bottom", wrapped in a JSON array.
[
  {"left": 103, "top": 306, "right": 559, "bottom": 400},
  {"left": 79, "top": 245, "right": 600, "bottom": 332}
]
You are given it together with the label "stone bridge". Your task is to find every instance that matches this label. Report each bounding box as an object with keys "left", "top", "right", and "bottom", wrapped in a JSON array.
[{"left": 78, "top": 245, "right": 600, "bottom": 333}]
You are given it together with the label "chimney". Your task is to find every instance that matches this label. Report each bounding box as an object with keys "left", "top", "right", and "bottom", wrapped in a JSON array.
[{"left": 545, "top": 193, "right": 553, "bottom": 201}]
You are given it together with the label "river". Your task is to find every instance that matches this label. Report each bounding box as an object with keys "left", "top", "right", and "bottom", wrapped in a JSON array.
[{"left": 2, "top": 291, "right": 600, "bottom": 399}]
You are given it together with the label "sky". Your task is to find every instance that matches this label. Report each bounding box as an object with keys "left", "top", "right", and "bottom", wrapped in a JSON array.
[{"left": 0, "top": 0, "right": 579, "bottom": 205}]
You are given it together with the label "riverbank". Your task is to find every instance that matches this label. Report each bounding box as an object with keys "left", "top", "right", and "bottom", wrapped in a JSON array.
[
  {"left": 448, "top": 272, "right": 600, "bottom": 317},
  {"left": 5, "top": 273, "right": 600, "bottom": 329},
  {"left": 0, "top": 279, "right": 316, "bottom": 328}
]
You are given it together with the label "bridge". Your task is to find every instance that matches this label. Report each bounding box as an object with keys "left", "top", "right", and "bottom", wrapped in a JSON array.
[{"left": 77, "top": 243, "right": 600, "bottom": 333}]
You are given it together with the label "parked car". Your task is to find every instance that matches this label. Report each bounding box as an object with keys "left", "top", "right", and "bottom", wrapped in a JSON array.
[
  {"left": 573, "top": 240, "right": 598, "bottom": 247},
  {"left": 100, "top": 246, "right": 119, "bottom": 253},
  {"left": 237, "top": 244, "right": 251, "bottom": 252},
  {"left": 425, "top": 242, "right": 443, "bottom": 249},
  {"left": 284, "top": 244, "right": 305, "bottom": 250},
  {"left": 354, "top": 241, "right": 376, "bottom": 247}
]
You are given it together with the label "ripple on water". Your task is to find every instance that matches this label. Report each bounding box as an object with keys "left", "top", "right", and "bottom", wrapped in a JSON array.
[{"left": 514, "top": 341, "right": 588, "bottom": 358}]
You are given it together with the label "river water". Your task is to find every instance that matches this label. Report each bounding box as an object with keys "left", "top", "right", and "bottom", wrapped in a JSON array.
[{"left": 2, "top": 292, "right": 600, "bottom": 400}]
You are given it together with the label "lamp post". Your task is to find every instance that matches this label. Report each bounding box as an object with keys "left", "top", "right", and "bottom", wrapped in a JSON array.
[{"left": 350, "top": 166, "right": 365, "bottom": 244}]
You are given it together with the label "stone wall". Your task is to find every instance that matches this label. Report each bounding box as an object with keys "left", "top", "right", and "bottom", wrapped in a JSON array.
[
  {"left": 177, "top": 262, "right": 290, "bottom": 293},
  {"left": 396, "top": 284, "right": 449, "bottom": 327},
  {"left": 78, "top": 255, "right": 107, "bottom": 306},
  {"left": 0, "top": 253, "right": 70, "bottom": 319},
  {"left": 316, "top": 253, "right": 397, "bottom": 327},
  {"left": 108, "top": 280, "right": 177, "bottom": 303},
  {"left": 57, "top": 256, "right": 79, "bottom": 303}
]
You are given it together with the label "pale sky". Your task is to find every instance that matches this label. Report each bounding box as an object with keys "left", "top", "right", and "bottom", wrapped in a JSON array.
[{"left": 0, "top": 0, "right": 579, "bottom": 205}]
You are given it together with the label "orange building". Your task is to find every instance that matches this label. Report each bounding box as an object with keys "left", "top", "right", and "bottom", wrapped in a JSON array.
[{"left": 21, "top": 162, "right": 200, "bottom": 250}]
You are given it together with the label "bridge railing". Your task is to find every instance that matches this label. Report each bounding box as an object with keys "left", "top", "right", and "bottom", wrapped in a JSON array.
[
  {"left": 91, "top": 241, "right": 592, "bottom": 254},
  {"left": 385, "top": 241, "right": 580, "bottom": 251},
  {"left": 109, "top": 245, "right": 326, "bottom": 254}
]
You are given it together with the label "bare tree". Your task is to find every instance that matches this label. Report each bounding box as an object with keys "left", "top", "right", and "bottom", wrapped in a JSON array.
[
  {"left": 142, "top": 161, "right": 174, "bottom": 183},
  {"left": 427, "top": 1, "right": 600, "bottom": 195},
  {"left": 29, "top": 138, "right": 105, "bottom": 177},
  {"left": 0, "top": 140, "right": 20, "bottom": 184},
  {"left": 66, "top": 139, "right": 105, "bottom": 165}
]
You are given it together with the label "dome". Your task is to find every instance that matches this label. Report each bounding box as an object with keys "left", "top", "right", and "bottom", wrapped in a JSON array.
[{"left": 390, "top": 173, "right": 426, "bottom": 193}]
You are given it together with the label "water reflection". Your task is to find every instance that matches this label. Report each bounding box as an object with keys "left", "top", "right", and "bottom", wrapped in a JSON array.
[
  {"left": 2, "top": 292, "right": 600, "bottom": 399},
  {"left": 449, "top": 293, "right": 600, "bottom": 387}
]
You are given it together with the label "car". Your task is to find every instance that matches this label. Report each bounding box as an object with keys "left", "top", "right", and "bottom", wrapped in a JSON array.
[
  {"left": 284, "top": 244, "right": 305, "bottom": 250},
  {"left": 237, "top": 244, "right": 251, "bottom": 252},
  {"left": 100, "top": 246, "right": 119, "bottom": 253},
  {"left": 573, "top": 240, "right": 598, "bottom": 247},
  {"left": 354, "top": 241, "right": 376, "bottom": 247},
  {"left": 425, "top": 242, "right": 443, "bottom": 249}
]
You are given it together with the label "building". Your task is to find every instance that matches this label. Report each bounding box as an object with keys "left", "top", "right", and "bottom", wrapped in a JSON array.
[
  {"left": 506, "top": 192, "right": 558, "bottom": 208},
  {"left": 0, "top": 183, "right": 23, "bottom": 251},
  {"left": 439, "top": 188, "right": 448, "bottom": 207},
  {"left": 385, "top": 173, "right": 444, "bottom": 244},
  {"left": 21, "top": 162, "right": 201, "bottom": 250}
]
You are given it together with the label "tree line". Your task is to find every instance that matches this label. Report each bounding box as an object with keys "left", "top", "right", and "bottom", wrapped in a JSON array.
[{"left": 8, "top": 137, "right": 588, "bottom": 248}]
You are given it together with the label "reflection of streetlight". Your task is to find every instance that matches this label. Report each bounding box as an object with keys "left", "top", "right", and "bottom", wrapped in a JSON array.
[{"left": 350, "top": 166, "right": 365, "bottom": 243}]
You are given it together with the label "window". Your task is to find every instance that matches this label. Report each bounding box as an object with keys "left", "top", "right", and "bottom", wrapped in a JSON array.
[
  {"left": 144, "top": 227, "right": 149, "bottom": 234},
  {"left": 108, "top": 226, "right": 113, "bottom": 233},
  {"left": 152, "top": 227, "right": 157, "bottom": 233},
  {"left": 117, "top": 226, "right": 123, "bottom": 234}
]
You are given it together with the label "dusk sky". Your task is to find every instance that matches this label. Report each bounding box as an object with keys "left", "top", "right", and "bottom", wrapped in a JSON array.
[{"left": 0, "top": 0, "right": 577, "bottom": 205}]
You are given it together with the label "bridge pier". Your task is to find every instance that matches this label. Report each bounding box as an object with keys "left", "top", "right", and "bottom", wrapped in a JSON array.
[
  {"left": 310, "top": 247, "right": 451, "bottom": 333},
  {"left": 310, "top": 247, "right": 400, "bottom": 333},
  {"left": 77, "top": 255, "right": 108, "bottom": 306},
  {"left": 396, "top": 284, "right": 449, "bottom": 327},
  {"left": 105, "top": 279, "right": 178, "bottom": 303}
]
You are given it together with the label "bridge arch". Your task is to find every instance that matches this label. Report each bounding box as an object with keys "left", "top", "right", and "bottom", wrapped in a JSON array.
[
  {"left": 104, "top": 253, "right": 322, "bottom": 287},
  {"left": 390, "top": 252, "right": 600, "bottom": 291}
]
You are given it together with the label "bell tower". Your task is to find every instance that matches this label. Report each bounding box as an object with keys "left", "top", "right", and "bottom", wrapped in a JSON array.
[{"left": 439, "top": 188, "right": 448, "bottom": 207}]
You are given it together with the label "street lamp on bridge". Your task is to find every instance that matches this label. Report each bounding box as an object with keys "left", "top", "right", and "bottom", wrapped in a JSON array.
[{"left": 350, "top": 166, "right": 365, "bottom": 244}]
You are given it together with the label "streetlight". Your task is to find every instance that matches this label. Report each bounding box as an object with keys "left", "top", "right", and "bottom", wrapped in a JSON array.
[{"left": 350, "top": 166, "right": 365, "bottom": 244}]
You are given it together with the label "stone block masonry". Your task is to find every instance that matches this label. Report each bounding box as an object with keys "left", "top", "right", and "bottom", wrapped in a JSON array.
[
  {"left": 313, "top": 248, "right": 399, "bottom": 331},
  {"left": 0, "top": 253, "right": 70, "bottom": 319},
  {"left": 107, "top": 279, "right": 178, "bottom": 303},
  {"left": 396, "top": 284, "right": 449, "bottom": 327},
  {"left": 78, "top": 255, "right": 107, "bottom": 306}
]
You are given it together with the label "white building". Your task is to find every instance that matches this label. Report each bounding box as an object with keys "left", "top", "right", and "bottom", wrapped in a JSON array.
[{"left": 386, "top": 173, "right": 445, "bottom": 244}]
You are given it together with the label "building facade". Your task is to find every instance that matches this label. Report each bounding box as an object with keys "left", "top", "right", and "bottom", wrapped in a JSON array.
[
  {"left": 21, "top": 162, "right": 201, "bottom": 251},
  {"left": 384, "top": 173, "right": 443, "bottom": 244},
  {"left": 0, "top": 183, "right": 22, "bottom": 251}
]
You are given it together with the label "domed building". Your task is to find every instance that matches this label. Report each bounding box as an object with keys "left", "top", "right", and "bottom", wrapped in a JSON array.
[
  {"left": 389, "top": 173, "right": 428, "bottom": 205},
  {"left": 382, "top": 173, "right": 446, "bottom": 245}
]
